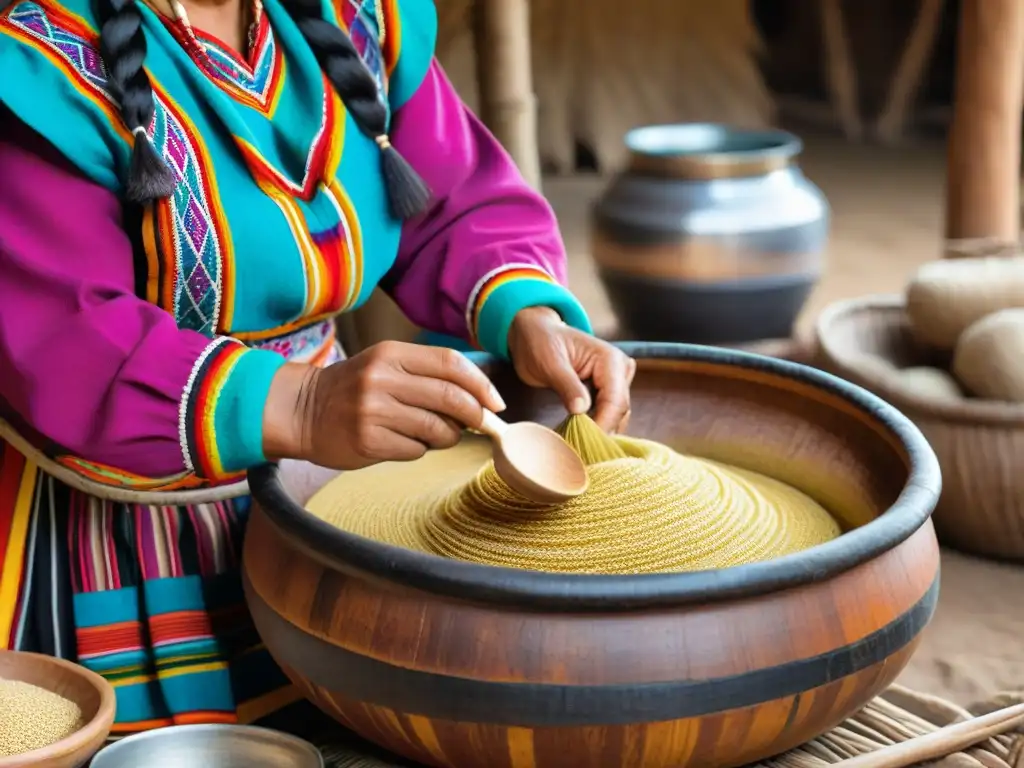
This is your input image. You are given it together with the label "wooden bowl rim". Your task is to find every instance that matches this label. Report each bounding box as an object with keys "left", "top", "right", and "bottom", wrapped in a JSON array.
[
  {"left": 0, "top": 651, "right": 116, "bottom": 767},
  {"left": 247, "top": 342, "right": 940, "bottom": 612},
  {"left": 815, "top": 294, "right": 1024, "bottom": 426}
]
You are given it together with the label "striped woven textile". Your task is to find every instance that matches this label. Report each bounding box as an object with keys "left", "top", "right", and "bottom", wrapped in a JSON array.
[{"left": 0, "top": 441, "right": 300, "bottom": 733}]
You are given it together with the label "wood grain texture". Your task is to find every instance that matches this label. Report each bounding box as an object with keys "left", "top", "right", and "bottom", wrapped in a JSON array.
[
  {"left": 244, "top": 344, "right": 942, "bottom": 768},
  {"left": 278, "top": 643, "right": 921, "bottom": 768},
  {"left": 945, "top": 0, "right": 1024, "bottom": 242},
  {"left": 245, "top": 516, "right": 935, "bottom": 768}
]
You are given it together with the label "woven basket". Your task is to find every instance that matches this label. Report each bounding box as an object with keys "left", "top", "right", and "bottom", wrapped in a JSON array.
[
  {"left": 312, "top": 685, "right": 1024, "bottom": 767},
  {"left": 814, "top": 294, "right": 1024, "bottom": 562}
]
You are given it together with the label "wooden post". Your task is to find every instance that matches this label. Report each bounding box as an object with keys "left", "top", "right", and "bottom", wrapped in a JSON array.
[
  {"left": 875, "top": 0, "right": 944, "bottom": 146},
  {"left": 820, "top": 0, "right": 863, "bottom": 142},
  {"left": 473, "top": 0, "right": 541, "bottom": 189},
  {"left": 945, "top": 0, "right": 1024, "bottom": 244}
]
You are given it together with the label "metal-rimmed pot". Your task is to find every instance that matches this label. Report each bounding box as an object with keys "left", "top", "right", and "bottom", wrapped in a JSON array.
[{"left": 592, "top": 124, "right": 830, "bottom": 345}]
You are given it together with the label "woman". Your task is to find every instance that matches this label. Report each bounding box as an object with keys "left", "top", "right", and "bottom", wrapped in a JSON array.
[{"left": 0, "top": 0, "right": 634, "bottom": 736}]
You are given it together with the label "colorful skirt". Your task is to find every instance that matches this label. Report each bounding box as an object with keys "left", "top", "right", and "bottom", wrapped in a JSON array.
[{"left": 0, "top": 439, "right": 304, "bottom": 736}]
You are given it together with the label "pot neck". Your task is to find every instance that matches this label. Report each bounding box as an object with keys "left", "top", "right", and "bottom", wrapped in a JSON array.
[{"left": 625, "top": 124, "right": 801, "bottom": 180}]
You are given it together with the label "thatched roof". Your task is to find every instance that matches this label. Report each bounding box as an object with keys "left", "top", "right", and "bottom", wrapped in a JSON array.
[{"left": 436, "top": 0, "right": 774, "bottom": 173}]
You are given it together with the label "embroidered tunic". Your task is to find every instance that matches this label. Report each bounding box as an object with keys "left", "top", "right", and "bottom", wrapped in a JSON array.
[{"left": 0, "top": 0, "right": 591, "bottom": 734}]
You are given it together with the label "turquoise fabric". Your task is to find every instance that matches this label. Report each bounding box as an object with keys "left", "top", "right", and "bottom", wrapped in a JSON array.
[
  {"left": 213, "top": 348, "right": 286, "bottom": 471},
  {"left": 386, "top": 0, "right": 436, "bottom": 110},
  {"left": 476, "top": 278, "right": 592, "bottom": 360},
  {"left": 0, "top": 0, "right": 436, "bottom": 471}
]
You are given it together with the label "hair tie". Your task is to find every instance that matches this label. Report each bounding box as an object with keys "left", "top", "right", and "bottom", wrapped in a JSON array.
[
  {"left": 131, "top": 126, "right": 148, "bottom": 139},
  {"left": 374, "top": 134, "right": 393, "bottom": 151}
]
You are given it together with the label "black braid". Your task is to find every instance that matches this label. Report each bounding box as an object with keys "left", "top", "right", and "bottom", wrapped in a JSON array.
[
  {"left": 94, "top": 0, "right": 177, "bottom": 204},
  {"left": 280, "top": 0, "right": 431, "bottom": 219}
]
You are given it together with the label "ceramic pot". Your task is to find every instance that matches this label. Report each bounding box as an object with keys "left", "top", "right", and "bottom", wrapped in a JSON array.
[
  {"left": 244, "top": 343, "right": 940, "bottom": 768},
  {"left": 591, "top": 124, "right": 829, "bottom": 343}
]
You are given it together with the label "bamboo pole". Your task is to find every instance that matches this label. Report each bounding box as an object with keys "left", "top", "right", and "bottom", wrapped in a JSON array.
[
  {"left": 472, "top": 0, "right": 541, "bottom": 188},
  {"left": 820, "top": 0, "right": 863, "bottom": 142},
  {"left": 874, "top": 0, "right": 944, "bottom": 146},
  {"left": 945, "top": 0, "right": 1024, "bottom": 244}
]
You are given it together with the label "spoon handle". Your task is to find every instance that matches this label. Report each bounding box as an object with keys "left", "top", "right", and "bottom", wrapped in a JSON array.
[
  {"left": 478, "top": 410, "right": 509, "bottom": 440},
  {"left": 839, "top": 702, "right": 1024, "bottom": 768}
]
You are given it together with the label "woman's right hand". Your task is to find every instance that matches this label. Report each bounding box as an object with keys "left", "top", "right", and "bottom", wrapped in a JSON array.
[{"left": 262, "top": 341, "right": 506, "bottom": 470}]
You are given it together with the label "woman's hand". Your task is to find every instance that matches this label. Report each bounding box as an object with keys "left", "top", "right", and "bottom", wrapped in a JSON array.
[
  {"left": 507, "top": 307, "right": 636, "bottom": 433},
  {"left": 263, "top": 341, "right": 506, "bottom": 470}
]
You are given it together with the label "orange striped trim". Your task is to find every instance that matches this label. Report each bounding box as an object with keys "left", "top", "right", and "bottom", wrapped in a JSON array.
[
  {"left": 467, "top": 265, "right": 557, "bottom": 345},
  {"left": 182, "top": 340, "right": 249, "bottom": 481},
  {"left": 142, "top": 83, "right": 236, "bottom": 332},
  {"left": 380, "top": 0, "right": 401, "bottom": 76},
  {"left": 149, "top": 610, "right": 215, "bottom": 646},
  {"left": 55, "top": 456, "right": 207, "bottom": 491},
  {"left": 173, "top": 11, "right": 287, "bottom": 115},
  {"left": 0, "top": 0, "right": 131, "bottom": 142},
  {"left": 77, "top": 621, "right": 146, "bottom": 658},
  {"left": 173, "top": 711, "right": 238, "bottom": 726},
  {"left": 247, "top": 104, "right": 362, "bottom": 324},
  {"left": 235, "top": 84, "right": 339, "bottom": 201}
]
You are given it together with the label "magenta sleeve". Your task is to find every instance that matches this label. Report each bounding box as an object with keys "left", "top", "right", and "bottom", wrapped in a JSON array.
[
  {"left": 385, "top": 61, "right": 592, "bottom": 359},
  {"left": 0, "top": 116, "right": 282, "bottom": 481}
]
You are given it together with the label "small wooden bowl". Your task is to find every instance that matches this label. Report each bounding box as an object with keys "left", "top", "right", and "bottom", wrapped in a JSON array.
[
  {"left": 245, "top": 342, "right": 941, "bottom": 768},
  {"left": 815, "top": 294, "right": 1024, "bottom": 561},
  {"left": 0, "top": 651, "right": 115, "bottom": 768}
]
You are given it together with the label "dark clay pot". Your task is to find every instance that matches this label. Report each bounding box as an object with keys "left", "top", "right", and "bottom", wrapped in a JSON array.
[{"left": 592, "top": 124, "right": 829, "bottom": 344}]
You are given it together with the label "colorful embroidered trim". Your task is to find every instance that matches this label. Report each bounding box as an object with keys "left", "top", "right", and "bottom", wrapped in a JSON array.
[
  {"left": 379, "top": 0, "right": 400, "bottom": 75},
  {"left": 253, "top": 319, "right": 337, "bottom": 364},
  {"left": 179, "top": 338, "right": 250, "bottom": 481},
  {"left": 235, "top": 84, "right": 338, "bottom": 201},
  {"left": 3, "top": 0, "right": 233, "bottom": 337},
  {"left": 243, "top": 108, "right": 364, "bottom": 329},
  {"left": 0, "top": 0, "right": 130, "bottom": 141},
  {"left": 465, "top": 264, "right": 558, "bottom": 346},
  {"left": 55, "top": 458, "right": 206, "bottom": 492},
  {"left": 189, "top": 12, "right": 285, "bottom": 113},
  {"left": 144, "top": 86, "right": 235, "bottom": 336},
  {"left": 337, "top": 0, "right": 397, "bottom": 105}
]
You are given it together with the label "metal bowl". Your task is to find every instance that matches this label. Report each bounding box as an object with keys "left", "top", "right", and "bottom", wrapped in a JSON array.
[{"left": 90, "top": 725, "right": 323, "bottom": 768}]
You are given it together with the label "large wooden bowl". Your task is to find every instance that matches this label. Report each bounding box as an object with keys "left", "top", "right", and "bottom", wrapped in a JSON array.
[
  {"left": 815, "top": 295, "right": 1024, "bottom": 562},
  {"left": 0, "top": 651, "right": 115, "bottom": 768},
  {"left": 244, "top": 342, "right": 941, "bottom": 768}
]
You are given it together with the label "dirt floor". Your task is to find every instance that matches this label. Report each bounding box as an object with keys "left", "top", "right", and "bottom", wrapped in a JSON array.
[{"left": 544, "top": 132, "right": 1024, "bottom": 707}]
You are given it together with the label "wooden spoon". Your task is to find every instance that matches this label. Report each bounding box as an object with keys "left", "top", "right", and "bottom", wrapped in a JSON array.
[
  {"left": 477, "top": 410, "right": 589, "bottom": 503},
  {"left": 840, "top": 701, "right": 1024, "bottom": 768}
]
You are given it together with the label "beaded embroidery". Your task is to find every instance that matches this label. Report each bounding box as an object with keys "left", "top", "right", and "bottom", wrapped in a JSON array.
[
  {"left": 148, "top": 93, "right": 230, "bottom": 336},
  {"left": 253, "top": 319, "right": 337, "bottom": 363},
  {"left": 3, "top": 0, "right": 229, "bottom": 337},
  {"left": 344, "top": 0, "right": 388, "bottom": 109},
  {"left": 195, "top": 19, "right": 283, "bottom": 110},
  {"left": 5, "top": 2, "right": 108, "bottom": 91}
]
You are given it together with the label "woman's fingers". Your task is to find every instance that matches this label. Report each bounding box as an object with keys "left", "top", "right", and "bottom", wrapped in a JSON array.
[
  {"left": 384, "top": 363, "right": 493, "bottom": 433},
  {"left": 544, "top": 356, "right": 593, "bottom": 416},
  {"left": 592, "top": 352, "right": 635, "bottom": 433},
  {"left": 351, "top": 424, "right": 434, "bottom": 464},
  {"left": 378, "top": 402, "right": 464, "bottom": 451},
  {"left": 382, "top": 342, "right": 506, "bottom": 416}
]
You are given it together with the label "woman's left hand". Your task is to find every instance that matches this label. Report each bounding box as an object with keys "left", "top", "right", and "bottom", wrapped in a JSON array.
[{"left": 507, "top": 307, "right": 636, "bottom": 433}]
